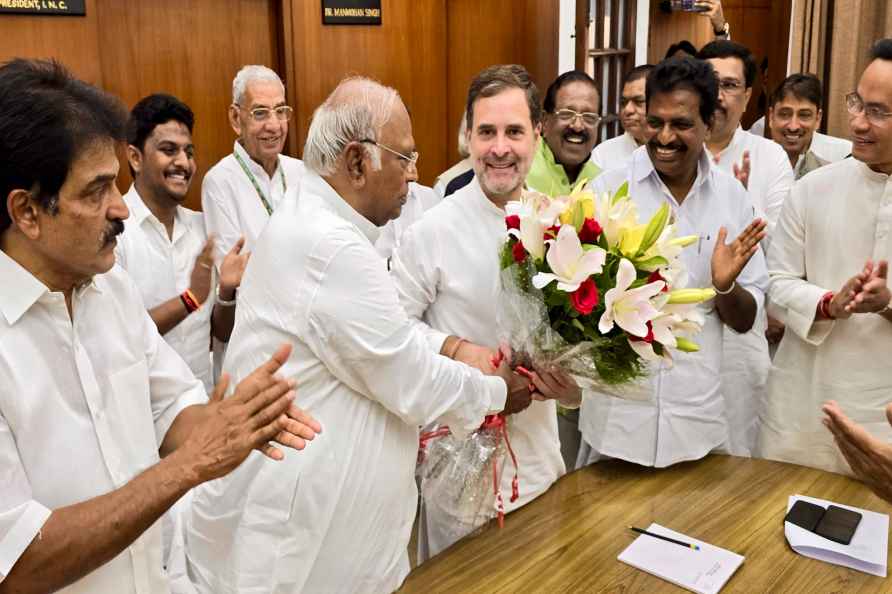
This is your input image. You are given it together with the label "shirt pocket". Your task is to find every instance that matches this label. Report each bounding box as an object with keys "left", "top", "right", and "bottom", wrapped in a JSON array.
[{"left": 106, "top": 360, "right": 160, "bottom": 476}]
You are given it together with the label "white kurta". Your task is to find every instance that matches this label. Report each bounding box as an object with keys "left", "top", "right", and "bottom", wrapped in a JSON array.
[
  {"left": 578, "top": 147, "right": 769, "bottom": 468},
  {"left": 390, "top": 178, "right": 566, "bottom": 558},
  {"left": 591, "top": 132, "right": 640, "bottom": 173},
  {"left": 0, "top": 253, "right": 205, "bottom": 593},
  {"left": 759, "top": 158, "right": 892, "bottom": 474},
  {"left": 708, "top": 127, "right": 793, "bottom": 456},
  {"left": 375, "top": 182, "right": 441, "bottom": 259},
  {"left": 201, "top": 140, "right": 304, "bottom": 262},
  {"left": 185, "top": 172, "right": 507, "bottom": 594},
  {"left": 116, "top": 185, "right": 214, "bottom": 392}
]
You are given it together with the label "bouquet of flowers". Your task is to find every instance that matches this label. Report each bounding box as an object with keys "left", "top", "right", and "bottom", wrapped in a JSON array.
[{"left": 498, "top": 180, "right": 715, "bottom": 398}]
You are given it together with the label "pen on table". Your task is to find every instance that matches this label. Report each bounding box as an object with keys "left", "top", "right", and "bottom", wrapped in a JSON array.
[{"left": 628, "top": 526, "right": 700, "bottom": 551}]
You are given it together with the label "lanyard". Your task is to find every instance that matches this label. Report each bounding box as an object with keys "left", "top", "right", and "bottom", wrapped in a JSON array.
[{"left": 233, "top": 150, "right": 287, "bottom": 216}]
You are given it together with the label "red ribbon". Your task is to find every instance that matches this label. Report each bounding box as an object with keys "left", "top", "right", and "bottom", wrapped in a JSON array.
[{"left": 417, "top": 413, "right": 520, "bottom": 529}]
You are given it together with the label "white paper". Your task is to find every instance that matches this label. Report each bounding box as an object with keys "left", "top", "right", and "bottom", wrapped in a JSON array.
[
  {"left": 784, "top": 494, "right": 888, "bottom": 577},
  {"left": 618, "top": 523, "right": 745, "bottom": 594}
]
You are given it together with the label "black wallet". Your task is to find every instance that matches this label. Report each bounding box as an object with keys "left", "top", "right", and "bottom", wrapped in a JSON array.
[{"left": 784, "top": 500, "right": 862, "bottom": 545}]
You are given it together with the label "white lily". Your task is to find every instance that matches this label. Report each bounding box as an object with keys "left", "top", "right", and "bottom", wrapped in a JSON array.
[
  {"left": 532, "top": 224, "right": 607, "bottom": 292},
  {"left": 506, "top": 192, "right": 566, "bottom": 261},
  {"left": 598, "top": 258, "right": 664, "bottom": 338},
  {"left": 593, "top": 190, "right": 639, "bottom": 248}
]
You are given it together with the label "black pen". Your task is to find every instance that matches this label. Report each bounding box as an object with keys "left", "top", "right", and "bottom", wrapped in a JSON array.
[{"left": 628, "top": 526, "right": 700, "bottom": 550}]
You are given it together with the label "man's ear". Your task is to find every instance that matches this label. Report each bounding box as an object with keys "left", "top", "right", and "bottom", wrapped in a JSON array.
[
  {"left": 228, "top": 104, "right": 242, "bottom": 137},
  {"left": 816, "top": 108, "right": 824, "bottom": 129},
  {"left": 7, "top": 189, "right": 42, "bottom": 240},
  {"left": 344, "top": 142, "right": 367, "bottom": 188},
  {"left": 126, "top": 145, "right": 143, "bottom": 178},
  {"left": 743, "top": 86, "right": 753, "bottom": 109}
]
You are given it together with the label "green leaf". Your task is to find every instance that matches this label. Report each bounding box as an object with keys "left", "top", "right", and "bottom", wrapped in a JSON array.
[
  {"left": 572, "top": 318, "right": 586, "bottom": 332},
  {"left": 638, "top": 203, "right": 669, "bottom": 255},
  {"left": 635, "top": 255, "right": 669, "bottom": 272},
  {"left": 611, "top": 181, "right": 629, "bottom": 205}
]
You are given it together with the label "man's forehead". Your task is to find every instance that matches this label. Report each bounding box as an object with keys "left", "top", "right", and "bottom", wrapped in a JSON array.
[
  {"left": 858, "top": 59, "right": 892, "bottom": 107},
  {"left": 775, "top": 95, "right": 818, "bottom": 111},
  {"left": 555, "top": 81, "right": 599, "bottom": 108},
  {"left": 148, "top": 120, "right": 193, "bottom": 144},
  {"left": 622, "top": 78, "right": 646, "bottom": 96},
  {"left": 708, "top": 56, "right": 745, "bottom": 80},
  {"left": 66, "top": 139, "right": 120, "bottom": 186},
  {"left": 243, "top": 80, "right": 286, "bottom": 107},
  {"left": 471, "top": 88, "right": 533, "bottom": 127}
]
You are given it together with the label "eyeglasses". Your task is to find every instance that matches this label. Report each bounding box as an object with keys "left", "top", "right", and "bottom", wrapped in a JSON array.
[
  {"left": 845, "top": 92, "right": 892, "bottom": 126},
  {"left": 553, "top": 109, "right": 601, "bottom": 128},
  {"left": 237, "top": 105, "right": 294, "bottom": 123},
  {"left": 360, "top": 139, "right": 419, "bottom": 169},
  {"left": 717, "top": 79, "right": 745, "bottom": 95}
]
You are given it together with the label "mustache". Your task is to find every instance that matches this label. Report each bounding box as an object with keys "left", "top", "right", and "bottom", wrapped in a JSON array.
[
  {"left": 166, "top": 167, "right": 192, "bottom": 179},
  {"left": 563, "top": 129, "right": 590, "bottom": 143},
  {"left": 101, "top": 220, "right": 125, "bottom": 247},
  {"left": 648, "top": 139, "right": 687, "bottom": 152}
]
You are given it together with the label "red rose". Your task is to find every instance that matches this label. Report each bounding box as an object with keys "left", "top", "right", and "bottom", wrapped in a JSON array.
[
  {"left": 647, "top": 270, "right": 669, "bottom": 292},
  {"left": 629, "top": 320, "right": 655, "bottom": 343},
  {"left": 570, "top": 278, "right": 599, "bottom": 315},
  {"left": 511, "top": 240, "right": 527, "bottom": 263},
  {"left": 543, "top": 224, "right": 561, "bottom": 240},
  {"left": 578, "top": 218, "right": 603, "bottom": 243},
  {"left": 505, "top": 215, "right": 520, "bottom": 230}
]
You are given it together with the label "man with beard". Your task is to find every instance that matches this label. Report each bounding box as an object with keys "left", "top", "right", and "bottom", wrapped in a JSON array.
[
  {"left": 0, "top": 59, "right": 320, "bottom": 594},
  {"left": 577, "top": 57, "right": 768, "bottom": 469},
  {"left": 392, "top": 64, "right": 575, "bottom": 560},
  {"left": 698, "top": 40, "right": 794, "bottom": 456},
  {"left": 760, "top": 39, "right": 892, "bottom": 475},
  {"left": 185, "top": 76, "right": 532, "bottom": 594},
  {"left": 592, "top": 64, "right": 654, "bottom": 172},
  {"left": 527, "top": 70, "right": 602, "bottom": 195},
  {"left": 767, "top": 73, "right": 852, "bottom": 180},
  {"left": 202, "top": 65, "right": 305, "bottom": 262},
  {"left": 117, "top": 94, "right": 249, "bottom": 393}
]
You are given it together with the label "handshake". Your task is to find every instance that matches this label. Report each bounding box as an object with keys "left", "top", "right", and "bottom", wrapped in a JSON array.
[{"left": 441, "top": 335, "right": 582, "bottom": 415}]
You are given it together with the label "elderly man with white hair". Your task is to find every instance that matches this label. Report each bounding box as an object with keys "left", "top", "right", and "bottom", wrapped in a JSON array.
[
  {"left": 201, "top": 65, "right": 305, "bottom": 261},
  {"left": 184, "top": 76, "right": 533, "bottom": 594}
]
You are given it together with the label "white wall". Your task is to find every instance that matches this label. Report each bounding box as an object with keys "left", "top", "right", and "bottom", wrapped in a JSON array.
[{"left": 636, "top": 0, "right": 649, "bottom": 65}]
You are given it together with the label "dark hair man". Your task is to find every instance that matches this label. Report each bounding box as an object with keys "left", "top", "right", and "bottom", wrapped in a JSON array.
[
  {"left": 116, "top": 94, "right": 249, "bottom": 392},
  {"left": 763, "top": 39, "right": 892, "bottom": 475},
  {"left": 767, "top": 73, "right": 852, "bottom": 179},
  {"left": 592, "top": 64, "right": 654, "bottom": 171},
  {"left": 698, "top": 40, "right": 794, "bottom": 456},
  {"left": 578, "top": 57, "right": 768, "bottom": 470},
  {"left": 527, "top": 70, "right": 602, "bottom": 195},
  {"left": 0, "top": 59, "right": 320, "bottom": 593}
]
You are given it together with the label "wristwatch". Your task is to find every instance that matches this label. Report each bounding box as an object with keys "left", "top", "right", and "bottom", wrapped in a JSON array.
[{"left": 714, "top": 22, "right": 730, "bottom": 39}]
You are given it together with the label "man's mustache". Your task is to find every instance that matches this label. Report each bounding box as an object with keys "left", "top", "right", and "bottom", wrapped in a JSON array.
[
  {"left": 648, "top": 140, "right": 687, "bottom": 152},
  {"left": 101, "top": 220, "right": 125, "bottom": 247},
  {"left": 563, "top": 129, "right": 590, "bottom": 143}
]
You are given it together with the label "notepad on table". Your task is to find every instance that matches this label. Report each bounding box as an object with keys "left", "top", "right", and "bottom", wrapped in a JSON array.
[
  {"left": 784, "top": 495, "right": 888, "bottom": 577},
  {"left": 618, "top": 523, "right": 744, "bottom": 594}
]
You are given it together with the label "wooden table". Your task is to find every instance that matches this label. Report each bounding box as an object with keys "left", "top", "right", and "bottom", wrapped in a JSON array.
[{"left": 399, "top": 455, "right": 891, "bottom": 593}]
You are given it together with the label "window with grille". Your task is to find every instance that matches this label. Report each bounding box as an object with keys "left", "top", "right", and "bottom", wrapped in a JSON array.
[{"left": 575, "top": 0, "right": 638, "bottom": 143}]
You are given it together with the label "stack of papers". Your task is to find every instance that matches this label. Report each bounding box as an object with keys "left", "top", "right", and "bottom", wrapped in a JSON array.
[
  {"left": 618, "top": 523, "right": 745, "bottom": 594},
  {"left": 785, "top": 495, "right": 888, "bottom": 577}
]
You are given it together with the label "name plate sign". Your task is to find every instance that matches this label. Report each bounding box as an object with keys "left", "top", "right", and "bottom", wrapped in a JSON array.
[
  {"left": 0, "top": 0, "right": 85, "bottom": 15},
  {"left": 322, "top": 0, "right": 381, "bottom": 25}
]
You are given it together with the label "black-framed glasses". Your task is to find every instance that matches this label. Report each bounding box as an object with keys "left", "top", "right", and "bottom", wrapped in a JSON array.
[
  {"left": 717, "top": 79, "right": 745, "bottom": 95},
  {"left": 360, "top": 138, "right": 419, "bottom": 168},
  {"left": 237, "top": 105, "right": 293, "bottom": 122},
  {"left": 553, "top": 109, "right": 601, "bottom": 128},
  {"left": 845, "top": 92, "right": 892, "bottom": 126}
]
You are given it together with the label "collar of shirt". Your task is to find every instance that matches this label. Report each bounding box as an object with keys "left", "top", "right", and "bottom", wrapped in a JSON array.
[
  {"left": 631, "top": 145, "right": 713, "bottom": 205},
  {"left": 854, "top": 158, "right": 892, "bottom": 183},
  {"left": 124, "top": 184, "right": 190, "bottom": 245},
  {"left": 234, "top": 139, "right": 280, "bottom": 183},
  {"left": 302, "top": 171, "right": 381, "bottom": 243},
  {"left": 527, "top": 137, "right": 601, "bottom": 196}
]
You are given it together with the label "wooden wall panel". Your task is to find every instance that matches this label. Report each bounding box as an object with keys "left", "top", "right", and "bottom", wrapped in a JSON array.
[
  {"left": 96, "top": 0, "right": 280, "bottom": 210},
  {"left": 0, "top": 0, "right": 103, "bottom": 84},
  {"left": 285, "top": 0, "right": 449, "bottom": 186}
]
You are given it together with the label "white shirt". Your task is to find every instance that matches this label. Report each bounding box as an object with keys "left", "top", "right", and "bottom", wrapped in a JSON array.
[
  {"left": 185, "top": 171, "right": 507, "bottom": 594},
  {"left": 760, "top": 158, "right": 892, "bottom": 474},
  {"left": 708, "top": 127, "right": 792, "bottom": 456},
  {"left": 748, "top": 115, "right": 766, "bottom": 137},
  {"left": 579, "top": 147, "right": 769, "bottom": 467},
  {"left": 201, "top": 140, "right": 304, "bottom": 262},
  {"left": 794, "top": 132, "right": 853, "bottom": 179},
  {"left": 591, "top": 132, "right": 640, "bottom": 172},
  {"left": 375, "top": 182, "right": 441, "bottom": 259},
  {"left": 390, "top": 178, "right": 565, "bottom": 552},
  {"left": 707, "top": 127, "right": 794, "bottom": 232},
  {"left": 116, "top": 185, "right": 214, "bottom": 392},
  {"left": 0, "top": 253, "right": 206, "bottom": 593}
]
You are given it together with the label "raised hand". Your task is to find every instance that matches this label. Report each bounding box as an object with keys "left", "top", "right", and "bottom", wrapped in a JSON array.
[
  {"left": 710, "top": 218, "right": 766, "bottom": 292},
  {"left": 190, "top": 236, "right": 216, "bottom": 303},
  {"left": 732, "top": 150, "right": 751, "bottom": 190},
  {"left": 219, "top": 235, "right": 250, "bottom": 297},
  {"left": 823, "top": 400, "right": 892, "bottom": 504},
  {"left": 177, "top": 343, "right": 321, "bottom": 482},
  {"left": 695, "top": 0, "right": 727, "bottom": 33}
]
